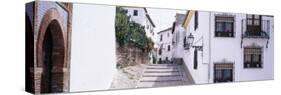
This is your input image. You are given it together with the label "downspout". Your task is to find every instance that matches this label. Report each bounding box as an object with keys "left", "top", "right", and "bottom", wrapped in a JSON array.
[{"left": 208, "top": 12, "right": 212, "bottom": 83}]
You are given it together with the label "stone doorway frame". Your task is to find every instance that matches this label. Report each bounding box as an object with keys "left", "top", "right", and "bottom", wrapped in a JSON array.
[{"left": 36, "top": 8, "right": 69, "bottom": 93}]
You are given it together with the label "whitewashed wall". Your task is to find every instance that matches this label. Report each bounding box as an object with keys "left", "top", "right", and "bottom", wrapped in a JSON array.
[
  {"left": 172, "top": 25, "right": 185, "bottom": 58},
  {"left": 237, "top": 16, "right": 274, "bottom": 81},
  {"left": 158, "top": 29, "right": 173, "bottom": 61},
  {"left": 180, "top": 11, "right": 273, "bottom": 84},
  {"left": 208, "top": 12, "right": 274, "bottom": 82},
  {"left": 124, "top": 7, "right": 146, "bottom": 26},
  {"left": 182, "top": 11, "right": 209, "bottom": 84},
  {"left": 70, "top": 4, "right": 116, "bottom": 92}
]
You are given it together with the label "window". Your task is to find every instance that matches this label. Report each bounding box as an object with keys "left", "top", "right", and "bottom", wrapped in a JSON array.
[
  {"left": 168, "top": 45, "right": 170, "bottom": 51},
  {"left": 244, "top": 48, "right": 262, "bottom": 68},
  {"left": 166, "top": 57, "right": 168, "bottom": 61},
  {"left": 133, "top": 10, "right": 138, "bottom": 16},
  {"left": 215, "top": 16, "right": 234, "bottom": 37},
  {"left": 214, "top": 64, "right": 233, "bottom": 83},
  {"left": 158, "top": 49, "right": 162, "bottom": 55},
  {"left": 167, "top": 33, "right": 169, "bottom": 37},
  {"left": 194, "top": 11, "right": 198, "bottom": 30},
  {"left": 194, "top": 49, "right": 198, "bottom": 69},
  {"left": 183, "top": 36, "right": 186, "bottom": 47},
  {"left": 172, "top": 22, "right": 176, "bottom": 34},
  {"left": 246, "top": 15, "right": 262, "bottom": 36},
  {"left": 160, "top": 34, "right": 163, "bottom": 41}
]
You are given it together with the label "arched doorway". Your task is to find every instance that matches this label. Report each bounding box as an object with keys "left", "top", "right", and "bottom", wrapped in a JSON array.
[
  {"left": 40, "top": 20, "right": 65, "bottom": 93},
  {"left": 25, "top": 14, "right": 34, "bottom": 93}
]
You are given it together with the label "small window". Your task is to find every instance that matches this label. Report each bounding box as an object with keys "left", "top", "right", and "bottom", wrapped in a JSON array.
[
  {"left": 160, "top": 34, "right": 163, "bottom": 41},
  {"left": 172, "top": 22, "right": 176, "bottom": 34},
  {"left": 215, "top": 16, "right": 234, "bottom": 37},
  {"left": 167, "top": 33, "right": 169, "bottom": 37},
  {"left": 166, "top": 57, "right": 168, "bottom": 61},
  {"left": 194, "top": 11, "right": 198, "bottom": 30},
  {"left": 244, "top": 48, "right": 262, "bottom": 68},
  {"left": 194, "top": 49, "right": 198, "bottom": 69},
  {"left": 133, "top": 10, "right": 138, "bottom": 16},
  {"left": 168, "top": 45, "right": 170, "bottom": 51},
  {"left": 158, "top": 49, "right": 162, "bottom": 55}
]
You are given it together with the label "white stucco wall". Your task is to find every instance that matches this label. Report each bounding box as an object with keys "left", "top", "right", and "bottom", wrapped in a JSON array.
[
  {"left": 208, "top": 12, "right": 274, "bottom": 82},
  {"left": 182, "top": 11, "right": 209, "bottom": 84},
  {"left": 172, "top": 25, "right": 184, "bottom": 58},
  {"left": 124, "top": 7, "right": 146, "bottom": 26},
  {"left": 157, "top": 29, "right": 173, "bottom": 61},
  {"left": 237, "top": 16, "right": 274, "bottom": 81},
  {"left": 180, "top": 11, "right": 273, "bottom": 84},
  {"left": 70, "top": 4, "right": 116, "bottom": 92}
]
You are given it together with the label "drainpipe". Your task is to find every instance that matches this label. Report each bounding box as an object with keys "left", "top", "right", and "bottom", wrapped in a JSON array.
[{"left": 208, "top": 12, "right": 211, "bottom": 83}]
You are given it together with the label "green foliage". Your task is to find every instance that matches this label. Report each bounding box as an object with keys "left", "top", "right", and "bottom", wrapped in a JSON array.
[
  {"left": 115, "top": 7, "right": 129, "bottom": 46},
  {"left": 115, "top": 7, "right": 154, "bottom": 52}
]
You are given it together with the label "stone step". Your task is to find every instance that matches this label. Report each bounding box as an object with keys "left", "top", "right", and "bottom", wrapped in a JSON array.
[
  {"left": 144, "top": 70, "right": 180, "bottom": 73},
  {"left": 145, "top": 68, "right": 180, "bottom": 72},
  {"left": 137, "top": 81, "right": 184, "bottom": 87},
  {"left": 143, "top": 72, "right": 182, "bottom": 76},
  {"left": 142, "top": 74, "right": 182, "bottom": 77},
  {"left": 146, "top": 67, "right": 179, "bottom": 69},
  {"left": 147, "top": 64, "right": 179, "bottom": 67},
  {"left": 140, "top": 76, "right": 183, "bottom": 82}
]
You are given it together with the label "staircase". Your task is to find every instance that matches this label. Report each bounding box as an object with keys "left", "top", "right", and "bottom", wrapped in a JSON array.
[{"left": 137, "top": 63, "right": 192, "bottom": 88}]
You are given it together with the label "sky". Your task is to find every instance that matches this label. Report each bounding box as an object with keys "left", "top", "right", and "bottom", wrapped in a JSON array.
[{"left": 147, "top": 8, "right": 186, "bottom": 35}]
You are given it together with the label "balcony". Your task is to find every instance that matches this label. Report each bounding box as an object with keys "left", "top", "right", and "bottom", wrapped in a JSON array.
[
  {"left": 241, "top": 19, "right": 270, "bottom": 39},
  {"left": 241, "top": 19, "right": 271, "bottom": 48}
]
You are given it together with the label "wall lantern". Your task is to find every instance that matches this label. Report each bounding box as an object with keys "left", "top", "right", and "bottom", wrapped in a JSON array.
[{"left": 184, "top": 33, "right": 195, "bottom": 50}]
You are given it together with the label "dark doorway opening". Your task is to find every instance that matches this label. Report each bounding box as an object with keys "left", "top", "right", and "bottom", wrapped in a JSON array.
[
  {"left": 25, "top": 14, "right": 34, "bottom": 93},
  {"left": 40, "top": 20, "right": 65, "bottom": 93}
]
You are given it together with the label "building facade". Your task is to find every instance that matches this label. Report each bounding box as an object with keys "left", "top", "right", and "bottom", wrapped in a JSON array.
[
  {"left": 157, "top": 27, "right": 173, "bottom": 64},
  {"left": 174, "top": 11, "right": 274, "bottom": 84}
]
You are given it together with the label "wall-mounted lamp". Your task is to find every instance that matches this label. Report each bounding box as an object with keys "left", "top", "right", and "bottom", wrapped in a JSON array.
[
  {"left": 184, "top": 33, "right": 203, "bottom": 51},
  {"left": 184, "top": 33, "right": 194, "bottom": 50}
]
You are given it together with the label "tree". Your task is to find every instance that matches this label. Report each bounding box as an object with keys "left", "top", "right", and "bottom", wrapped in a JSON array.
[{"left": 115, "top": 7, "right": 129, "bottom": 46}]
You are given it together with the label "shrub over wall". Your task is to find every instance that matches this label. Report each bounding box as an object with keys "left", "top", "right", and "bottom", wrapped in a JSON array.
[{"left": 115, "top": 7, "right": 154, "bottom": 68}]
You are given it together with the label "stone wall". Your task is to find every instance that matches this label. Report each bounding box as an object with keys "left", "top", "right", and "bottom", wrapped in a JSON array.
[{"left": 116, "top": 46, "right": 150, "bottom": 69}]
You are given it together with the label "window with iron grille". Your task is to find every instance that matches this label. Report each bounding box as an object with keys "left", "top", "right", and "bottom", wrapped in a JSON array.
[
  {"left": 215, "top": 16, "right": 234, "bottom": 37},
  {"left": 244, "top": 48, "right": 262, "bottom": 68},
  {"left": 214, "top": 64, "right": 233, "bottom": 83},
  {"left": 246, "top": 15, "right": 262, "bottom": 36}
]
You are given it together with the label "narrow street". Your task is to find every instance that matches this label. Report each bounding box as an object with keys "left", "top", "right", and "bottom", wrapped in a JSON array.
[{"left": 137, "top": 64, "right": 192, "bottom": 88}]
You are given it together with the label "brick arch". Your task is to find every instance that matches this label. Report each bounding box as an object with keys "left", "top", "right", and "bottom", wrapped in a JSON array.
[
  {"left": 36, "top": 8, "right": 66, "bottom": 93},
  {"left": 37, "top": 8, "right": 66, "bottom": 68}
]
